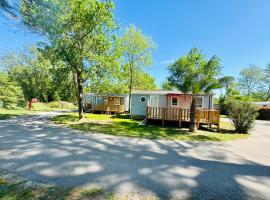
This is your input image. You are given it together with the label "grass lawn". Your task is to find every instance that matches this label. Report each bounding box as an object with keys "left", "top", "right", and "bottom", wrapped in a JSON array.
[
  {"left": 220, "top": 114, "right": 228, "bottom": 118},
  {"left": 0, "top": 175, "right": 107, "bottom": 200},
  {"left": 0, "top": 102, "right": 76, "bottom": 120},
  {"left": 0, "top": 172, "right": 156, "bottom": 200},
  {"left": 52, "top": 113, "right": 248, "bottom": 142}
]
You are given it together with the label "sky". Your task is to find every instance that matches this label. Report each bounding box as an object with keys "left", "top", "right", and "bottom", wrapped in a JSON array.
[{"left": 1, "top": 0, "right": 270, "bottom": 87}]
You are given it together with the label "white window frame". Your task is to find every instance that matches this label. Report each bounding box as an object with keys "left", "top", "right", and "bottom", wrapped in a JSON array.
[
  {"left": 194, "top": 96, "right": 204, "bottom": 108},
  {"left": 171, "top": 97, "right": 179, "bottom": 106},
  {"left": 149, "top": 95, "right": 159, "bottom": 107}
]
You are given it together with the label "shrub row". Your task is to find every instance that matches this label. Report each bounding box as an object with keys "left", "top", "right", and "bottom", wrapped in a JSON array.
[{"left": 257, "top": 107, "right": 270, "bottom": 120}]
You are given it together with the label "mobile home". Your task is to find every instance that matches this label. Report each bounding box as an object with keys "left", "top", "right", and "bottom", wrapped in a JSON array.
[
  {"left": 130, "top": 90, "right": 219, "bottom": 129},
  {"left": 83, "top": 93, "right": 129, "bottom": 114}
]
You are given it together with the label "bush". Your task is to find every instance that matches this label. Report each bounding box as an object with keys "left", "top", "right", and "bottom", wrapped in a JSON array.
[
  {"left": 257, "top": 107, "right": 270, "bottom": 120},
  {"left": 226, "top": 99, "right": 258, "bottom": 134},
  {"left": 47, "top": 101, "right": 75, "bottom": 109}
]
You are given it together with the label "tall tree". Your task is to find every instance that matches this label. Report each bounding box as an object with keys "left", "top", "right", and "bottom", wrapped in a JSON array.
[
  {"left": 5, "top": 47, "right": 55, "bottom": 109},
  {"left": 20, "top": 0, "right": 116, "bottom": 118},
  {"left": 263, "top": 64, "right": 270, "bottom": 100},
  {"left": 161, "top": 81, "right": 174, "bottom": 90},
  {"left": 117, "top": 24, "right": 156, "bottom": 112},
  {"left": 239, "top": 65, "right": 263, "bottom": 97},
  {"left": 0, "top": 72, "right": 24, "bottom": 108},
  {"left": 168, "top": 48, "right": 222, "bottom": 132}
]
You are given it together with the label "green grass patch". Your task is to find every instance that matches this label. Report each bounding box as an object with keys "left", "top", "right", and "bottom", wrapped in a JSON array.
[
  {"left": 0, "top": 102, "right": 76, "bottom": 120},
  {"left": 0, "top": 176, "right": 104, "bottom": 200},
  {"left": 52, "top": 113, "right": 248, "bottom": 142}
]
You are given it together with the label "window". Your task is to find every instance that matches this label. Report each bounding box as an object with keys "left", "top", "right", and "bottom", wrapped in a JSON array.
[
  {"left": 194, "top": 97, "right": 203, "bottom": 107},
  {"left": 140, "top": 96, "right": 146, "bottom": 103},
  {"left": 171, "top": 97, "right": 178, "bottom": 106}
]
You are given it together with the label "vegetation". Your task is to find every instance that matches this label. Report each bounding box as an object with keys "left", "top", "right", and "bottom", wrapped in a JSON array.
[
  {"left": 226, "top": 98, "right": 258, "bottom": 133},
  {"left": 238, "top": 64, "right": 270, "bottom": 101},
  {"left": 0, "top": 72, "right": 24, "bottom": 108},
  {"left": 117, "top": 24, "right": 156, "bottom": 111},
  {"left": 20, "top": 0, "right": 117, "bottom": 119},
  {"left": 257, "top": 107, "right": 270, "bottom": 120},
  {"left": 167, "top": 48, "right": 222, "bottom": 132},
  {"left": 0, "top": 174, "right": 106, "bottom": 200},
  {"left": 52, "top": 113, "right": 248, "bottom": 142},
  {"left": 0, "top": 102, "right": 76, "bottom": 120}
]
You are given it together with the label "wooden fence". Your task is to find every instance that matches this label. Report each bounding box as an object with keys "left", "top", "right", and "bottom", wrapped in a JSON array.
[
  {"left": 94, "top": 104, "right": 125, "bottom": 114},
  {"left": 146, "top": 107, "right": 220, "bottom": 129}
]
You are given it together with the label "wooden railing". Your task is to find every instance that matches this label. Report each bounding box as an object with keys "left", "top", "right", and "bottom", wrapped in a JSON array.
[
  {"left": 94, "top": 104, "right": 125, "bottom": 114},
  {"left": 146, "top": 107, "right": 220, "bottom": 129}
]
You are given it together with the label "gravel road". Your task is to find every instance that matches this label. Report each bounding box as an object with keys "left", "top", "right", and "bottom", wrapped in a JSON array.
[{"left": 0, "top": 112, "right": 270, "bottom": 199}]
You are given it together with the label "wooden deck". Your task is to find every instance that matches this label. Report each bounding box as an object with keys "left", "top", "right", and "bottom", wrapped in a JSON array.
[
  {"left": 94, "top": 104, "right": 125, "bottom": 114},
  {"left": 146, "top": 107, "right": 220, "bottom": 130},
  {"left": 85, "top": 96, "right": 125, "bottom": 114}
]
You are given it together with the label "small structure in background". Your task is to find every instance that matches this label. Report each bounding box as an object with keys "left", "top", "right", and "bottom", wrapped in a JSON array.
[
  {"left": 130, "top": 90, "right": 220, "bottom": 130},
  {"left": 28, "top": 98, "right": 38, "bottom": 111},
  {"left": 82, "top": 93, "right": 129, "bottom": 115},
  {"left": 253, "top": 102, "right": 270, "bottom": 108}
]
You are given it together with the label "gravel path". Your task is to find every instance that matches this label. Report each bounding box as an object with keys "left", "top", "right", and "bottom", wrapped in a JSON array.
[{"left": 0, "top": 113, "right": 270, "bottom": 199}]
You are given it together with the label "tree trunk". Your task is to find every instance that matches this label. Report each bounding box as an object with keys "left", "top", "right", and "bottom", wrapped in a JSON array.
[
  {"left": 128, "top": 68, "right": 133, "bottom": 114},
  {"left": 189, "top": 96, "right": 197, "bottom": 132},
  {"left": 76, "top": 69, "right": 84, "bottom": 119},
  {"left": 28, "top": 100, "right": 32, "bottom": 111}
]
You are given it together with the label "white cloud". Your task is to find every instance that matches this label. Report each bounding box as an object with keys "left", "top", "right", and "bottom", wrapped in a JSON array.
[{"left": 160, "top": 59, "right": 175, "bottom": 65}]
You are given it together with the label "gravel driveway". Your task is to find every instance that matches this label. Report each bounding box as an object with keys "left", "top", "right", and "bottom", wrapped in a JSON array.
[{"left": 0, "top": 112, "right": 270, "bottom": 199}]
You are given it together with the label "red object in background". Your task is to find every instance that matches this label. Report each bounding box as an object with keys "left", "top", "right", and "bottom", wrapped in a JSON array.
[{"left": 31, "top": 98, "right": 38, "bottom": 103}]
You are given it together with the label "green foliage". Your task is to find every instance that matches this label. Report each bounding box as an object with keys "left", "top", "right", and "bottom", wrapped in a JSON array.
[
  {"left": 257, "top": 107, "right": 270, "bottom": 120},
  {"left": 0, "top": 72, "right": 24, "bottom": 108},
  {"left": 226, "top": 98, "right": 258, "bottom": 133},
  {"left": 168, "top": 48, "right": 222, "bottom": 94},
  {"left": 239, "top": 65, "right": 263, "bottom": 97},
  {"left": 117, "top": 25, "right": 156, "bottom": 96},
  {"left": 8, "top": 47, "right": 52, "bottom": 101},
  {"left": 167, "top": 48, "right": 222, "bottom": 132},
  {"left": 20, "top": 0, "right": 116, "bottom": 118},
  {"left": 218, "top": 83, "right": 241, "bottom": 115},
  {"left": 161, "top": 81, "right": 174, "bottom": 90}
]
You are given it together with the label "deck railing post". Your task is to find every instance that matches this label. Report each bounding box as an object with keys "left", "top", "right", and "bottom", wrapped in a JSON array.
[
  {"left": 217, "top": 110, "right": 220, "bottom": 132},
  {"left": 196, "top": 110, "right": 200, "bottom": 129},
  {"left": 162, "top": 108, "right": 165, "bottom": 126},
  {"left": 179, "top": 109, "right": 182, "bottom": 128}
]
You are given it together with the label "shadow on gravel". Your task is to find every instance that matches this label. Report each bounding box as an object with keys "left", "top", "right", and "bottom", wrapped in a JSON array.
[{"left": 0, "top": 116, "right": 270, "bottom": 200}]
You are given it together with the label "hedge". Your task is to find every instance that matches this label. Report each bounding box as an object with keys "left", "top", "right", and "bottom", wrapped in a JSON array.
[{"left": 257, "top": 107, "right": 270, "bottom": 120}]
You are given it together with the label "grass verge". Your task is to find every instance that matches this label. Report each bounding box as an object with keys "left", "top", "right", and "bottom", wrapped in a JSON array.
[
  {"left": 0, "top": 173, "right": 160, "bottom": 200},
  {"left": 0, "top": 175, "right": 105, "bottom": 200},
  {"left": 0, "top": 102, "right": 76, "bottom": 120},
  {"left": 52, "top": 113, "right": 248, "bottom": 142}
]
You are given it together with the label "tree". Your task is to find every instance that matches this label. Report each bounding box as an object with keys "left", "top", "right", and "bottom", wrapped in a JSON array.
[
  {"left": 262, "top": 64, "right": 270, "bottom": 100},
  {"left": 85, "top": 69, "right": 157, "bottom": 94},
  {"left": 161, "top": 81, "right": 174, "bottom": 90},
  {"left": 0, "top": 72, "right": 24, "bottom": 108},
  {"left": 21, "top": 0, "right": 116, "bottom": 119},
  {"left": 117, "top": 24, "right": 156, "bottom": 112},
  {"left": 239, "top": 65, "right": 263, "bottom": 97},
  {"left": 168, "top": 48, "right": 222, "bottom": 132},
  {"left": 0, "top": 0, "right": 17, "bottom": 17}
]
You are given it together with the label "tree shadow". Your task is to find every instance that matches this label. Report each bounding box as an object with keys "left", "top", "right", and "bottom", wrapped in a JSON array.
[{"left": 0, "top": 115, "right": 270, "bottom": 199}]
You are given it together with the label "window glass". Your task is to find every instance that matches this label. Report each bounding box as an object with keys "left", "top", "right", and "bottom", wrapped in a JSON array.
[
  {"left": 172, "top": 97, "right": 178, "bottom": 106},
  {"left": 140, "top": 96, "right": 146, "bottom": 103},
  {"left": 195, "top": 97, "right": 203, "bottom": 107}
]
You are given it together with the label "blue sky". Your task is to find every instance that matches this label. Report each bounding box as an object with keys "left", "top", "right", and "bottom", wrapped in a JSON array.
[{"left": 1, "top": 0, "right": 270, "bottom": 86}]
